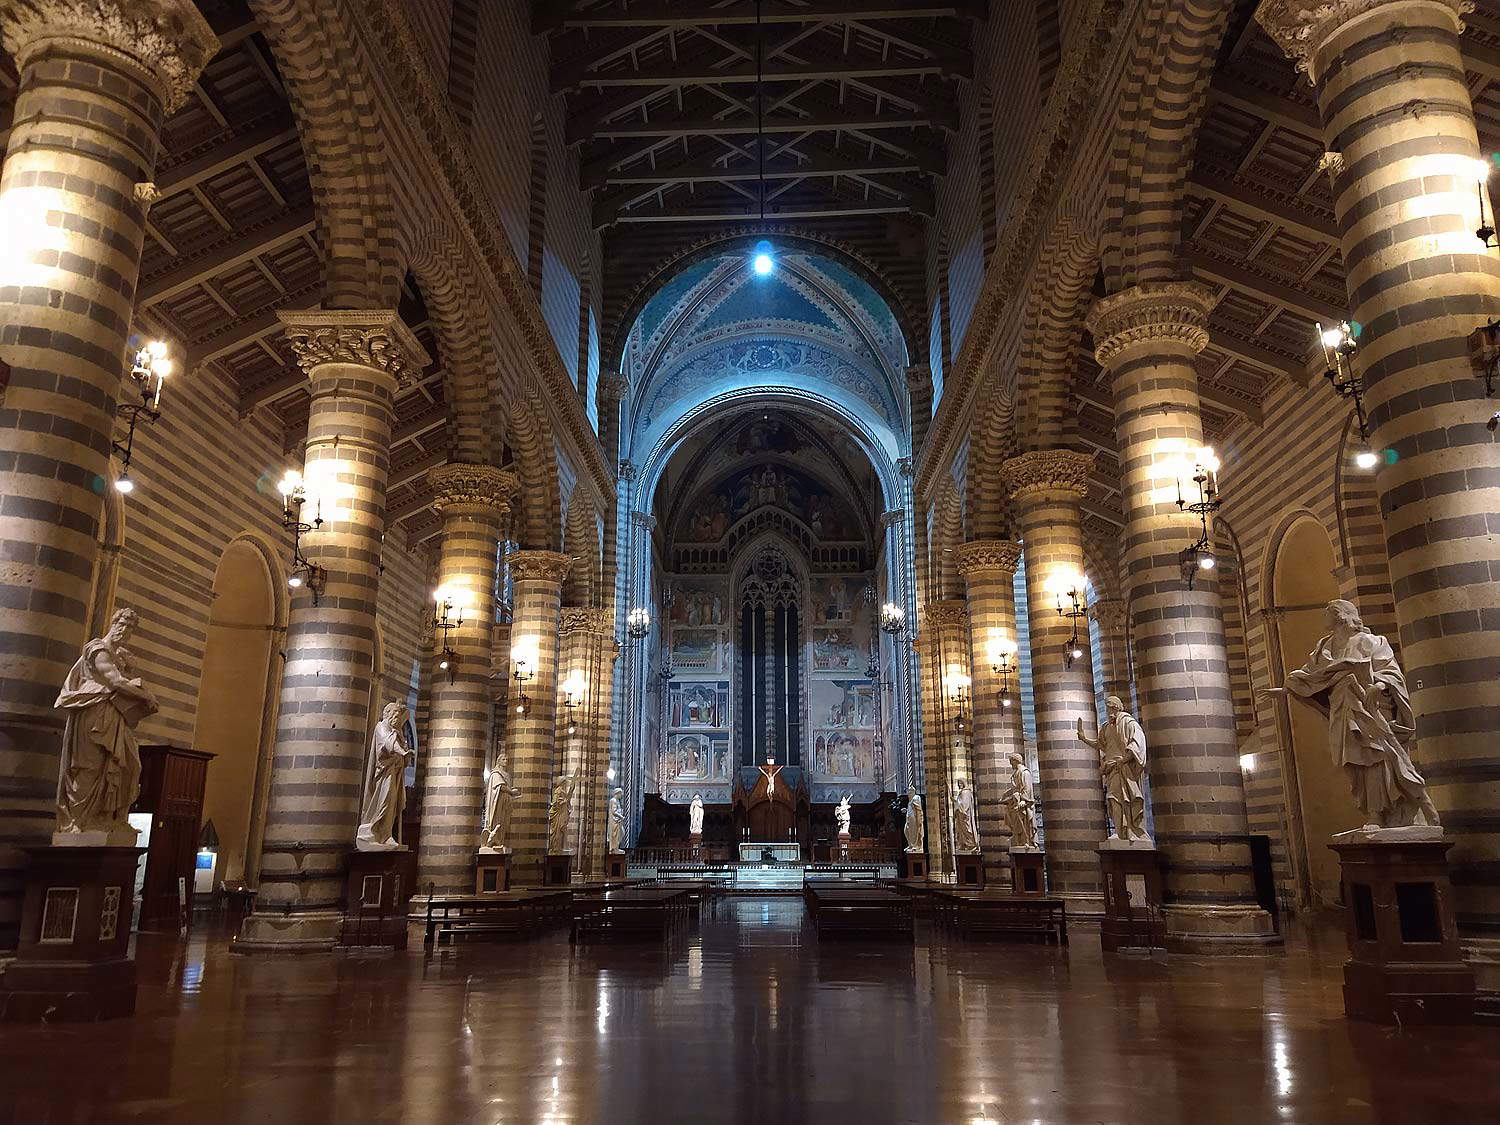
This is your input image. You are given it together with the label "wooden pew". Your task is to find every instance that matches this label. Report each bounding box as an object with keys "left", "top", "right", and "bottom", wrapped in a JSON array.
[
  {"left": 571, "top": 886, "right": 694, "bottom": 943},
  {"left": 423, "top": 889, "right": 573, "bottom": 946},
  {"left": 804, "top": 883, "right": 914, "bottom": 939}
]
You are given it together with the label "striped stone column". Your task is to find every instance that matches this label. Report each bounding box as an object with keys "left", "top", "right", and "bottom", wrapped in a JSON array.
[
  {"left": 597, "top": 372, "right": 626, "bottom": 472},
  {"left": 235, "top": 311, "right": 426, "bottom": 952},
  {"left": 906, "top": 363, "right": 933, "bottom": 456},
  {"left": 0, "top": 0, "right": 216, "bottom": 948},
  {"left": 1086, "top": 284, "right": 1276, "bottom": 949},
  {"left": 564, "top": 609, "right": 619, "bottom": 876},
  {"left": 414, "top": 463, "right": 516, "bottom": 898},
  {"left": 503, "top": 549, "right": 570, "bottom": 885},
  {"left": 919, "top": 599, "right": 970, "bottom": 874},
  {"left": 1002, "top": 450, "right": 1106, "bottom": 913},
  {"left": 1090, "top": 597, "right": 1134, "bottom": 703},
  {"left": 956, "top": 540, "right": 1025, "bottom": 886},
  {"left": 1258, "top": 0, "right": 1500, "bottom": 978}
]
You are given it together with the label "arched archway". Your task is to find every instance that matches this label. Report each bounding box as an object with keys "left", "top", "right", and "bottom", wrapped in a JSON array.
[
  {"left": 1267, "top": 513, "right": 1361, "bottom": 908},
  {"left": 193, "top": 534, "right": 287, "bottom": 888}
]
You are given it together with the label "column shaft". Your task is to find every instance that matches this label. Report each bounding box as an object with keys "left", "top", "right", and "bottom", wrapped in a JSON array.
[
  {"left": 1260, "top": 0, "right": 1500, "bottom": 956},
  {"left": 1087, "top": 284, "right": 1276, "bottom": 948},
  {"left": 504, "top": 550, "right": 570, "bottom": 884},
  {"left": 237, "top": 310, "right": 426, "bottom": 951},
  {"left": 920, "top": 600, "right": 969, "bottom": 873},
  {"left": 415, "top": 464, "right": 514, "bottom": 897},
  {"left": 1090, "top": 597, "right": 1134, "bottom": 704},
  {"left": 0, "top": 0, "right": 215, "bottom": 946},
  {"left": 957, "top": 540, "right": 1025, "bottom": 885},
  {"left": 1003, "top": 451, "right": 1106, "bottom": 911}
]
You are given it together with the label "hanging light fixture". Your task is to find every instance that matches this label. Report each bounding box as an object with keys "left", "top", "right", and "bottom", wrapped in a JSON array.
[
  {"left": 749, "top": 0, "right": 774, "bottom": 276},
  {"left": 113, "top": 337, "right": 175, "bottom": 494},
  {"left": 278, "top": 468, "right": 327, "bottom": 602},
  {"left": 1175, "top": 446, "right": 1223, "bottom": 588}
]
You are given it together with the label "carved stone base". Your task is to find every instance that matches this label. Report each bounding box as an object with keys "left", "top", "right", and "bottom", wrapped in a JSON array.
[
  {"left": 1330, "top": 834, "right": 1474, "bottom": 1025},
  {"left": 1011, "top": 849, "right": 1046, "bottom": 896},
  {"left": 475, "top": 849, "right": 512, "bottom": 894},
  {"left": 606, "top": 852, "right": 627, "bottom": 879},
  {"left": 234, "top": 910, "right": 344, "bottom": 953},
  {"left": 0, "top": 846, "right": 141, "bottom": 1022},
  {"left": 338, "top": 849, "right": 413, "bottom": 951},
  {"left": 543, "top": 854, "right": 573, "bottom": 887},
  {"left": 956, "top": 853, "right": 984, "bottom": 887},
  {"left": 900, "top": 852, "right": 928, "bottom": 880},
  {"left": 1163, "top": 903, "right": 1281, "bottom": 953},
  {"left": 1098, "top": 844, "right": 1165, "bottom": 952}
]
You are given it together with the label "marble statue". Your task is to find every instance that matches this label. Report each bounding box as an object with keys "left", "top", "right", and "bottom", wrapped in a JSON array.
[
  {"left": 1260, "top": 599, "right": 1441, "bottom": 830},
  {"left": 355, "top": 701, "right": 414, "bottom": 850},
  {"left": 1002, "top": 751, "right": 1039, "bottom": 850},
  {"left": 481, "top": 752, "right": 520, "bottom": 850},
  {"left": 54, "top": 608, "right": 159, "bottom": 841},
  {"left": 608, "top": 787, "right": 626, "bottom": 853},
  {"left": 903, "top": 786, "right": 925, "bottom": 853},
  {"left": 548, "top": 774, "right": 576, "bottom": 854},
  {"left": 835, "top": 794, "right": 852, "bottom": 836},
  {"left": 689, "top": 793, "right": 704, "bottom": 835},
  {"left": 953, "top": 778, "right": 980, "bottom": 853},
  {"left": 1077, "top": 695, "right": 1149, "bottom": 842}
]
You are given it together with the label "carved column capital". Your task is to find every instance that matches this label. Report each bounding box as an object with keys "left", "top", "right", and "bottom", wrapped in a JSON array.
[
  {"left": 905, "top": 362, "right": 931, "bottom": 387},
  {"left": 560, "top": 606, "right": 615, "bottom": 637},
  {"left": 0, "top": 0, "right": 218, "bottom": 113},
  {"left": 505, "top": 549, "right": 572, "bottom": 586},
  {"left": 955, "top": 539, "right": 1023, "bottom": 578},
  {"left": 1255, "top": 0, "right": 1470, "bottom": 81},
  {"left": 429, "top": 462, "right": 518, "bottom": 516},
  {"left": 923, "top": 599, "right": 969, "bottom": 629},
  {"left": 1089, "top": 597, "right": 1129, "bottom": 631},
  {"left": 881, "top": 509, "right": 906, "bottom": 528},
  {"left": 279, "top": 310, "right": 430, "bottom": 387},
  {"left": 599, "top": 371, "right": 628, "bottom": 402},
  {"left": 1084, "top": 281, "right": 1215, "bottom": 368},
  {"left": 630, "top": 510, "right": 656, "bottom": 530},
  {"left": 1000, "top": 449, "right": 1094, "bottom": 502}
]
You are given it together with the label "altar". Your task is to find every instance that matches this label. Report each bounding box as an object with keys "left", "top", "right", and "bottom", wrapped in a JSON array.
[{"left": 740, "top": 842, "right": 801, "bottom": 863}]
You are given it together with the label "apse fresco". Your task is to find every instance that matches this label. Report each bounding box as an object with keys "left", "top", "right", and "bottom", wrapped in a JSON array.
[
  {"left": 667, "top": 578, "right": 726, "bottom": 626},
  {"left": 669, "top": 681, "right": 728, "bottom": 728},
  {"left": 809, "top": 576, "right": 859, "bottom": 626},
  {"left": 670, "top": 627, "right": 721, "bottom": 671},
  {"left": 664, "top": 732, "right": 732, "bottom": 782},
  {"left": 808, "top": 677, "right": 881, "bottom": 802},
  {"left": 810, "top": 628, "right": 859, "bottom": 670},
  {"left": 679, "top": 463, "right": 858, "bottom": 542}
]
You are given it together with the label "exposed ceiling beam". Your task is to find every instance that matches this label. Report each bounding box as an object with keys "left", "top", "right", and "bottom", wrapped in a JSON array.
[
  {"left": 603, "top": 199, "right": 917, "bottom": 224},
  {"left": 139, "top": 205, "right": 316, "bottom": 305},
  {"left": 1206, "top": 73, "right": 1320, "bottom": 136},
  {"left": 1073, "top": 362, "right": 1264, "bottom": 425},
  {"left": 238, "top": 369, "right": 305, "bottom": 415},
  {"left": 564, "top": 57, "right": 967, "bottom": 91},
  {"left": 389, "top": 449, "right": 449, "bottom": 492},
  {"left": 581, "top": 106, "right": 955, "bottom": 140},
  {"left": 537, "top": 1, "right": 986, "bottom": 32},
  {"left": 1205, "top": 329, "right": 1298, "bottom": 391},
  {"left": 191, "top": 291, "right": 317, "bottom": 366},
  {"left": 593, "top": 150, "right": 928, "bottom": 188},
  {"left": 1187, "top": 250, "right": 1345, "bottom": 325},
  {"left": 1189, "top": 165, "right": 1338, "bottom": 243},
  {"left": 157, "top": 113, "right": 299, "bottom": 197}
]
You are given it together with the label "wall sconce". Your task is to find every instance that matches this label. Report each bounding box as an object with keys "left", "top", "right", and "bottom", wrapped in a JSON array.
[
  {"left": 560, "top": 669, "right": 587, "bottom": 736},
  {"left": 433, "top": 585, "right": 469, "bottom": 679},
  {"left": 626, "top": 606, "right": 651, "bottom": 639},
  {"left": 945, "top": 666, "right": 971, "bottom": 733},
  {"left": 1175, "top": 445, "right": 1223, "bottom": 589},
  {"left": 112, "top": 338, "right": 174, "bottom": 495},
  {"left": 1473, "top": 156, "right": 1496, "bottom": 247},
  {"left": 511, "top": 639, "right": 537, "bottom": 716},
  {"left": 1468, "top": 319, "right": 1500, "bottom": 401},
  {"left": 1318, "top": 320, "right": 1368, "bottom": 442},
  {"left": 879, "top": 602, "right": 906, "bottom": 636},
  {"left": 987, "top": 633, "right": 1018, "bottom": 709},
  {"left": 1044, "top": 569, "right": 1088, "bottom": 669},
  {"left": 278, "top": 468, "right": 327, "bottom": 603}
]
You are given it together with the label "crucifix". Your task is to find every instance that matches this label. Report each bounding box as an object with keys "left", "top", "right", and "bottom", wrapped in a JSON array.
[{"left": 758, "top": 754, "right": 782, "bottom": 800}]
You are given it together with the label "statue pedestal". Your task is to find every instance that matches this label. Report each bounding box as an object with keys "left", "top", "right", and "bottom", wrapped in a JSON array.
[
  {"left": 606, "top": 852, "right": 627, "bottom": 879},
  {"left": 337, "top": 848, "right": 413, "bottom": 951},
  {"left": 475, "top": 848, "right": 512, "bottom": 894},
  {"left": 1011, "top": 848, "right": 1046, "bottom": 896},
  {"left": 0, "top": 845, "right": 142, "bottom": 1022},
  {"left": 1330, "top": 828, "right": 1475, "bottom": 1025},
  {"left": 1098, "top": 840, "right": 1165, "bottom": 952},
  {"left": 543, "top": 853, "right": 573, "bottom": 886},
  {"left": 899, "top": 852, "right": 928, "bottom": 880},
  {"left": 956, "top": 853, "right": 985, "bottom": 887},
  {"left": 838, "top": 832, "right": 850, "bottom": 863},
  {"left": 689, "top": 831, "right": 702, "bottom": 861}
]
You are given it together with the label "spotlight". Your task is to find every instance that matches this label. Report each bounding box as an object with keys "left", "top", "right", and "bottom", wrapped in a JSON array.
[
  {"left": 114, "top": 476, "right": 134, "bottom": 494},
  {"left": 1199, "top": 554, "right": 1216, "bottom": 571},
  {"left": 287, "top": 573, "right": 303, "bottom": 588},
  {"left": 1070, "top": 646, "right": 1084, "bottom": 660},
  {"left": 1354, "top": 449, "right": 1379, "bottom": 469},
  {"left": 751, "top": 238, "right": 775, "bottom": 276}
]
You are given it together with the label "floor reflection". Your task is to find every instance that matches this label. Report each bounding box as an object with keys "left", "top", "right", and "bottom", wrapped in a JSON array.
[{"left": 0, "top": 902, "right": 1496, "bottom": 1124}]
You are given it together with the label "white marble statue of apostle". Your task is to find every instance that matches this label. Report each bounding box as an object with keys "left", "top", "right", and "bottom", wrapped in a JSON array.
[
  {"left": 54, "top": 607, "right": 159, "bottom": 841},
  {"left": 481, "top": 752, "right": 520, "bottom": 851},
  {"left": 903, "top": 786, "right": 926, "bottom": 853},
  {"left": 1077, "top": 695, "right": 1149, "bottom": 842},
  {"left": 835, "top": 793, "right": 852, "bottom": 837},
  {"left": 1002, "top": 751, "right": 1039, "bottom": 851},
  {"left": 953, "top": 778, "right": 980, "bottom": 853},
  {"left": 1259, "top": 599, "right": 1441, "bottom": 830},
  {"left": 355, "top": 702, "right": 414, "bottom": 850},
  {"left": 689, "top": 793, "right": 705, "bottom": 835},
  {"left": 607, "top": 787, "right": 627, "bottom": 853},
  {"left": 548, "top": 774, "right": 577, "bottom": 854}
]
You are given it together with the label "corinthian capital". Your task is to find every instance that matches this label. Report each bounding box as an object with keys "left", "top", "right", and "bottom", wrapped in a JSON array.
[
  {"left": 430, "top": 463, "right": 518, "bottom": 516},
  {"left": 0, "top": 0, "right": 219, "bottom": 113},
  {"left": 1089, "top": 597, "right": 1129, "bottom": 631},
  {"left": 1256, "top": 0, "right": 1470, "bottom": 81},
  {"left": 1000, "top": 449, "right": 1094, "bottom": 502},
  {"left": 1085, "top": 281, "right": 1215, "bottom": 368},
  {"left": 505, "top": 549, "right": 572, "bottom": 585},
  {"left": 955, "top": 539, "right": 1023, "bottom": 578},
  {"left": 923, "top": 599, "right": 969, "bottom": 629},
  {"left": 560, "top": 607, "right": 615, "bottom": 637},
  {"left": 279, "top": 310, "right": 430, "bottom": 387}
]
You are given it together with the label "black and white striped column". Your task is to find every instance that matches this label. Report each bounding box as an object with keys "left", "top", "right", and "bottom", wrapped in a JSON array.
[
  {"left": 237, "top": 310, "right": 427, "bottom": 952},
  {"left": 919, "top": 600, "right": 970, "bottom": 874},
  {"left": 1259, "top": 0, "right": 1500, "bottom": 976},
  {"left": 956, "top": 540, "right": 1025, "bottom": 885},
  {"left": 1086, "top": 284, "right": 1276, "bottom": 949},
  {"left": 1090, "top": 597, "right": 1134, "bottom": 704},
  {"left": 415, "top": 463, "right": 516, "bottom": 898},
  {"left": 0, "top": 0, "right": 216, "bottom": 948},
  {"left": 503, "top": 549, "right": 571, "bottom": 885},
  {"left": 1001, "top": 450, "right": 1106, "bottom": 913}
]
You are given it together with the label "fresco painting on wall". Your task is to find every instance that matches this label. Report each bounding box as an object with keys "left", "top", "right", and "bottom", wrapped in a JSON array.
[
  {"left": 665, "top": 732, "right": 732, "bottom": 782},
  {"left": 679, "top": 464, "right": 856, "bottom": 542},
  {"left": 671, "top": 627, "right": 721, "bottom": 670},
  {"left": 668, "top": 578, "right": 726, "bottom": 626},
  {"left": 669, "top": 681, "right": 728, "bottom": 728},
  {"left": 811, "top": 629, "right": 858, "bottom": 670},
  {"left": 810, "top": 576, "right": 857, "bottom": 626},
  {"left": 811, "top": 730, "right": 875, "bottom": 780}
]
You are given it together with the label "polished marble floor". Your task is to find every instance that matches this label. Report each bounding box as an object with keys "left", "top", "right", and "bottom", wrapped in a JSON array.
[{"left": 1, "top": 897, "right": 1497, "bottom": 1125}]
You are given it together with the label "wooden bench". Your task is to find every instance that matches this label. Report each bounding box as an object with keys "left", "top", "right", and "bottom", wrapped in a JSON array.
[
  {"left": 804, "top": 865, "right": 882, "bottom": 885},
  {"left": 943, "top": 891, "right": 1068, "bottom": 944},
  {"left": 571, "top": 886, "right": 694, "bottom": 942},
  {"left": 423, "top": 889, "right": 573, "bottom": 946},
  {"left": 805, "top": 884, "right": 914, "bottom": 939}
]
